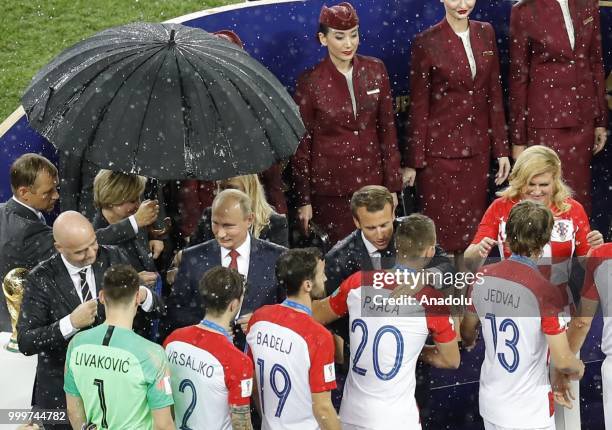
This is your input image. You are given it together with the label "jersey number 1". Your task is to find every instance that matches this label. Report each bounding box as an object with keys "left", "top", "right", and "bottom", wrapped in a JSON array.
[{"left": 93, "top": 379, "right": 109, "bottom": 429}]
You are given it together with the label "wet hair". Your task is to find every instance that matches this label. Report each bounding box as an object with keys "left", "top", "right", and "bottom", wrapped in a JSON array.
[
  {"left": 505, "top": 200, "right": 553, "bottom": 257},
  {"left": 498, "top": 145, "right": 572, "bottom": 213},
  {"left": 395, "top": 214, "right": 436, "bottom": 259},
  {"left": 199, "top": 266, "right": 245, "bottom": 316},
  {"left": 103, "top": 264, "right": 140, "bottom": 306},
  {"left": 350, "top": 185, "right": 394, "bottom": 218},
  {"left": 212, "top": 189, "right": 253, "bottom": 219},
  {"left": 276, "top": 248, "right": 322, "bottom": 297},
  {"left": 10, "top": 153, "right": 58, "bottom": 194},
  {"left": 318, "top": 23, "right": 330, "bottom": 36},
  {"left": 217, "top": 175, "right": 274, "bottom": 237},
  {"left": 93, "top": 169, "right": 146, "bottom": 209}
]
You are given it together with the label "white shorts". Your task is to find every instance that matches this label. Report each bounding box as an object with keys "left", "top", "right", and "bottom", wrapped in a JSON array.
[
  {"left": 483, "top": 419, "right": 554, "bottom": 430},
  {"left": 603, "top": 356, "right": 612, "bottom": 429}
]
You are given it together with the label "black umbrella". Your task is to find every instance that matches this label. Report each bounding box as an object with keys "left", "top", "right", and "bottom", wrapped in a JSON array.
[{"left": 22, "top": 22, "right": 305, "bottom": 180}]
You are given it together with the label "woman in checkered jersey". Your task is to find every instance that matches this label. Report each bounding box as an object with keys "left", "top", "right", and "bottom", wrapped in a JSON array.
[{"left": 464, "top": 145, "right": 603, "bottom": 303}]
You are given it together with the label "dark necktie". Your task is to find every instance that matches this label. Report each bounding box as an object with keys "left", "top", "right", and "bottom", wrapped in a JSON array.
[
  {"left": 229, "top": 249, "right": 240, "bottom": 270},
  {"left": 78, "top": 269, "right": 92, "bottom": 302}
]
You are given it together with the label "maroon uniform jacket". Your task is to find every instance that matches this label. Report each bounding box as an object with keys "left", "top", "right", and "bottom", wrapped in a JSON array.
[
  {"left": 509, "top": 0, "right": 607, "bottom": 146},
  {"left": 292, "top": 54, "right": 402, "bottom": 205},
  {"left": 407, "top": 19, "right": 508, "bottom": 168}
]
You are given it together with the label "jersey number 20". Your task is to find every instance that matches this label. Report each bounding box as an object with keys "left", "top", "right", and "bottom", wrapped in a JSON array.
[{"left": 351, "top": 319, "right": 404, "bottom": 380}]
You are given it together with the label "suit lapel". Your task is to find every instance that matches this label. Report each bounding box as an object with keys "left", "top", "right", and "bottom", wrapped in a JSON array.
[
  {"left": 544, "top": 0, "right": 575, "bottom": 58},
  {"left": 441, "top": 19, "right": 473, "bottom": 89},
  {"left": 52, "top": 256, "right": 82, "bottom": 310},
  {"left": 7, "top": 198, "right": 42, "bottom": 223},
  {"left": 469, "top": 21, "right": 486, "bottom": 83}
]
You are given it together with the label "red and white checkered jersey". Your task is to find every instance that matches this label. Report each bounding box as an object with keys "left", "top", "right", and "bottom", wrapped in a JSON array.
[
  {"left": 163, "top": 326, "right": 253, "bottom": 430},
  {"left": 328, "top": 270, "right": 455, "bottom": 429},
  {"left": 581, "top": 243, "right": 612, "bottom": 356},
  {"left": 472, "top": 197, "right": 591, "bottom": 305},
  {"left": 467, "top": 260, "right": 567, "bottom": 428},
  {"left": 246, "top": 304, "right": 336, "bottom": 430}
]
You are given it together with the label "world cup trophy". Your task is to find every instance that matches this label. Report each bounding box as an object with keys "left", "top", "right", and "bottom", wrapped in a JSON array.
[{"left": 2, "top": 268, "right": 28, "bottom": 352}]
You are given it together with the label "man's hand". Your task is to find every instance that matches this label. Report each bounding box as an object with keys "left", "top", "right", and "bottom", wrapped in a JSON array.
[
  {"left": 297, "top": 204, "right": 313, "bottom": 234},
  {"left": 495, "top": 157, "right": 511, "bottom": 186},
  {"left": 512, "top": 144, "right": 526, "bottom": 160},
  {"left": 551, "top": 368, "right": 575, "bottom": 409},
  {"left": 149, "top": 240, "right": 164, "bottom": 259},
  {"left": 586, "top": 230, "right": 604, "bottom": 248},
  {"left": 401, "top": 167, "right": 417, "bottom": 187},
  {"left": 236, "top": 313, "right": 253, "bottom": 333},
  {"left": 593, "top": 127, "right": 607, "bottom": 155},
  {"left": 138, "top": 271, "right": 158, "bottom": 287},
  {"left": 475, "top": 237, "right": 497, "bottom": 259},
  {"left": 70, "top": 300, "right": 98, "bottom": 329},
  {"left": 134, "top": 199, "right": 159, "bottom": 227}
]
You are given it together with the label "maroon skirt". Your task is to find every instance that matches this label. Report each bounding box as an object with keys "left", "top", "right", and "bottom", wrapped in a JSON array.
[
  {"left": 311, "top": 194, "right": 354, "bottom": 246},
  {"left": 417, "top": 152, "right": 490, "bottom": 252},
  {"left": 527, "top": 124, "right": 594, "bottom": 215}
]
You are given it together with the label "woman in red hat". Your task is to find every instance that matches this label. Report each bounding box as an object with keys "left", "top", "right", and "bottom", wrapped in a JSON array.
[
  {"left": 508, "top": 0, "right": 607, "bottom": 215},
  {"left": 407, "top": 0, "right": 510, "bottom": 266},
  {"left": 291, "top": 1, "right": 405, "bottom": 245}
]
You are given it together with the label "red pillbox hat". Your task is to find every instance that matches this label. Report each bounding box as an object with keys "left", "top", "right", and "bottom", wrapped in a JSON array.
[
  {"left": 213, "top": 30, "right": 244, "bottom": 49},
  {"left": 319, "top": 2, "right": 359, "bottom": 30}
]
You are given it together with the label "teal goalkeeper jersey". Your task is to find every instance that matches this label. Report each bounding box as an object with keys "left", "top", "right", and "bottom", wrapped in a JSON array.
[{"left": 64, "top": 324, "right": 174, "bottom": 429}]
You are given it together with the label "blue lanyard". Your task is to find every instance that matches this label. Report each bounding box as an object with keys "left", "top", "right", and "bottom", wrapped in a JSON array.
[
  {"left": 282, "top": 299, "right": 313, "bottom": 316},
  {"left": 393, "top": 263, "right": 417, "bottom": 273},
  {"left": 509, "top": 254, "right": 538, "bottom": 271},
  {"left": 200, "top": 319, "right": 232, "bottom": 343}
]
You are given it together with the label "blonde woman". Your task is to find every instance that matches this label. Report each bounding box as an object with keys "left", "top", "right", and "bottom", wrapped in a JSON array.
[
  {"left": 465, "top": 146, "right": 603, "bottom": 286},
  {"left": 189, "top": 174, "right": 288, "bottom": 247},
  {"left": 93, "top": 170, "right": 161, "bottom": 285}
]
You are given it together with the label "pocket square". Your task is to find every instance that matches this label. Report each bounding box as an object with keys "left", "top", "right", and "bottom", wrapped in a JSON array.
[
  {"left": 482, "top": 50, "right": 494, "bottom": 56},
  {"left": 583, "top": 16, "right": 593, "bottom": 25},
  {"left": 367, "top": 88, "right": 380, "bottom": 95}
]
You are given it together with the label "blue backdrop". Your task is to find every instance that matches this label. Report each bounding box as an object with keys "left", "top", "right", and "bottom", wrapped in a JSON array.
[{"left": 0, "top": 1, "right": 610, "bottom": 427}]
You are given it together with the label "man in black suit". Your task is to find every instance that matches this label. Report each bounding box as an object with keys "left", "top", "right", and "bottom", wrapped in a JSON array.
[
  {"left": 323, "top": 185, "right": 456, "bottom": 411},
  {"left": 17, "top": 211, "right": 164, "bottom": 426},
  {"left": 164, "top": 189, "right": 286, "bottom": 348},
  {"left": 0, "top": 154, "right": 160, "bottom": 331}
]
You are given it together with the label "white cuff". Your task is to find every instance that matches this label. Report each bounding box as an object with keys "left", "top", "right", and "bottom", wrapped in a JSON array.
[
  {"left": 140, "top": 286, "right": 154, "bottom": 312},
  {"left": 59, "top": 315, "right": 79, "bottom": 339},
  {"left": 128, "top": 215, "right": 139, "bottom": 234}
]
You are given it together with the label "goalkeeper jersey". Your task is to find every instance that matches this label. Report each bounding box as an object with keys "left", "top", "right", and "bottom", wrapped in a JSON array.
[{"left": 64, "top": 324, "right": 173, "bottom": 429}]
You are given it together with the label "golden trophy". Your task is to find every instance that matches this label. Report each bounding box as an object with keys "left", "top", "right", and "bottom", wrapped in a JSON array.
[{"left": 2, "top": 268, "right": 28, "bottom": 352}]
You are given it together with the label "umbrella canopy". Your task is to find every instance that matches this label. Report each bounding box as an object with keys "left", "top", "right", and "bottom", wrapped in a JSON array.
[{"left": 22, "top": 22, "right": 305, "bottom": 180}]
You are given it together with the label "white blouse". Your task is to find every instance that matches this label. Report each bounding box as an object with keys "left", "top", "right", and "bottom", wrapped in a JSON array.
[
  {"left": 557, "top": 0, "right": 575, "bottom": 49},
  {"left": 456, "top": 28, "right": 476, "bottom": 79}
]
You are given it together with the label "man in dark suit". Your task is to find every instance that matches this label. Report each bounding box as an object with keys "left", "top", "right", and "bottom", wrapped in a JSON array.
[
  {"left": 164, "top": 189, "right": 286, "bottom": 348},
  {"left": 17, "top": 211, "right": 164, "bottom": 427},
  {"left": 0, "top": 154, "right": 160, "bottom": 331},
  {"left": 324, "top": 185, "right": 456, "bottom": 411}
]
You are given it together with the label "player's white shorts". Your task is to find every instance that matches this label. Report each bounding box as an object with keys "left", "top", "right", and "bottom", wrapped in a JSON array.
[
  {"left": 603, "top": 356, "right": 612, "bottom": 429},
  {"left": 341, "top": 422, "right": 422, "bottom": 430},
  {"left": 483, "top": 419, "right": 554, "bottom": 430}
]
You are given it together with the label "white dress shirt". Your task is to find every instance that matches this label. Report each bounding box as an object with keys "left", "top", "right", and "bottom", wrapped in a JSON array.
[
  {"left": 12, "top": 197, "right": 46, "bottom": 224},
  {"left": 455, "top": 28, "right": 477, "bottom": 79},
  {"left": 361, "top": 232, "right": 382, "bottom": 269},
  {"left": 342, "top": 67, "right": 357, "bottom": 119},
  {"left": 557, "top": 0, "right": 575, "bottom": 50},
  {"left": 221, "top": 234, "right": 251, "bottom": 278},
  {"left": 58, "top": 255, "right": 153, "bottom": 339}
]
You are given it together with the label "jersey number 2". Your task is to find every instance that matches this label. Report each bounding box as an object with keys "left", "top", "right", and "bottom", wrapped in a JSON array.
[
  {"left": 178, "top": 379, "right": 197, "bottom": 430},
  {"left": 485, "top": 313, "right": 520, "bottom": 373}
]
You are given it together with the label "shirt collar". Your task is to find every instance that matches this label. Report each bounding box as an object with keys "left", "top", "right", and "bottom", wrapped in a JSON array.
[
  {"left": 360, "top": 231, "right": 380, "bottom": 256},
  {"left": 60, "top": 254, "right": 91, "bottom": 276},
  {"left": 12, "top": 196, "right": 43, "bottom": 219},
  {"left": 221, "top": 234, "right": 251, "bottom": 259}
]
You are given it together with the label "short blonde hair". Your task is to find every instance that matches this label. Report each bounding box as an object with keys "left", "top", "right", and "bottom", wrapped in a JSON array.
[
  {"left": 212, "top": 189, "right": 253, "bottom": 219},
  {"left": 93, "top": 169, "right": 146, "bottom": 209},
  {"left": 498, "top": 146, "right": 572, "bottom": 213},
  {"left": 395, "top": 214, "right": 436, "bottom": 259}
]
